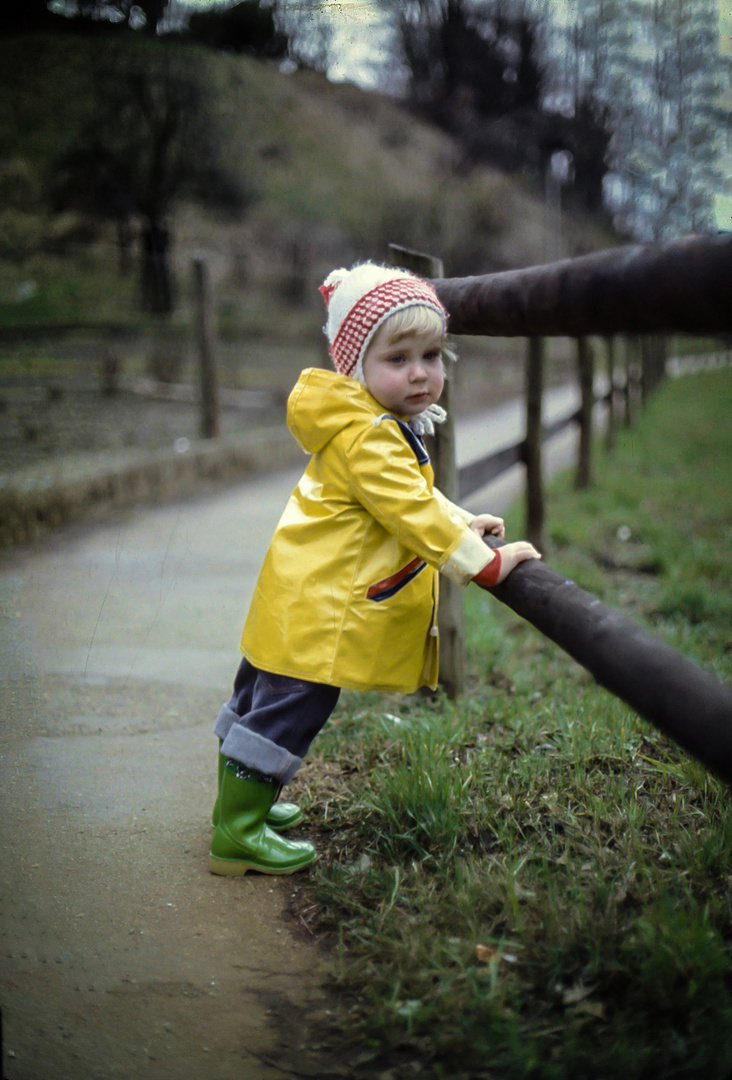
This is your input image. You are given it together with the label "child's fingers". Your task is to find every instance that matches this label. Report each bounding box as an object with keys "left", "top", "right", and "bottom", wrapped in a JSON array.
[{"left": 517, "top": 543, "right": 541, "bottom": 560}]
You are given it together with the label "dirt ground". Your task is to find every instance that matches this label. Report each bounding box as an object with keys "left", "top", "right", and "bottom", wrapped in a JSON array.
[
  {"left": 0, "top": 378, "right": 280, "bottom": 475},
  {"left": 0, "top": 330, "right": 546, "bottom": 477}
]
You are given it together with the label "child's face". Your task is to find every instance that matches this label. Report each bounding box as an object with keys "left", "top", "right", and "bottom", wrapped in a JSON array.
[{"left": 362, "top": 322, "right": 445, "bottom": 417}]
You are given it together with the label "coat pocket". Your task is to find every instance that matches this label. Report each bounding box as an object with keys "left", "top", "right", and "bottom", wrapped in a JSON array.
[{"left": 366, "top": 557, "right": 427, "bottom": 602}]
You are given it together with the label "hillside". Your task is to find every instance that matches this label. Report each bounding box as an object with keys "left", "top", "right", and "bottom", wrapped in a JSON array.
[{"left": 0, "top": 29, "right": 618, "bottom": 328}]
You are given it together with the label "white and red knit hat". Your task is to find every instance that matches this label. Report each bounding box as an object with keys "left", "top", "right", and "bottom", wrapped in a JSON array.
[{"left": 319, "top": 262, "right": 448, "bottom": 382}]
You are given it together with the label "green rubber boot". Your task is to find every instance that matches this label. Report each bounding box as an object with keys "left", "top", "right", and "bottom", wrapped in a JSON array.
[
  {"left": 209, "top": 761, "right": 316, "bottom": 877},
  {"left": 212, "top": 749, "right": 303, "bottom": 831}
]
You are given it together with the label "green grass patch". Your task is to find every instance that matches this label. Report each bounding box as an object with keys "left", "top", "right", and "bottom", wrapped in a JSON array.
[{"left": 294, "top": 369, "right": 732, "bottom": 1079}]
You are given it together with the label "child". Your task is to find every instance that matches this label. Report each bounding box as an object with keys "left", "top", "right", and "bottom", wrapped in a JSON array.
[{"left": 210, "top": 262, "right": 541, "bottom": 877}]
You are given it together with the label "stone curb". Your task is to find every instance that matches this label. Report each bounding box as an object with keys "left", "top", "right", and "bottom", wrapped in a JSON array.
[{"left": 0, "top": 426, "right": 304, "bottom": 549}]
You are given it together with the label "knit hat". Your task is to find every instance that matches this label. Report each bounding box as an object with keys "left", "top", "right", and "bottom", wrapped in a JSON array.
[{"left": 319, "top": 262, "right": 448, "bottom": 383}]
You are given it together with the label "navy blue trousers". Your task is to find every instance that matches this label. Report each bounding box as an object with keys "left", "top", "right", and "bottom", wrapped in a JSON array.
[{"left": 213, "top": 657, "right": 340, "bottom": 786}]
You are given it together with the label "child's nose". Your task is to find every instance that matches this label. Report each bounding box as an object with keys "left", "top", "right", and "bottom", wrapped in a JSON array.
[{"left": 410, "top": 359, "right": 427, "bottom": 380}]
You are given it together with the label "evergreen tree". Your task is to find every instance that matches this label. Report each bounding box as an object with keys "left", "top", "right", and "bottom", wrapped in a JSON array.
[
  {"left": 390, "top": 0, "right": 545, "bottom": 127},
  {"left": 626, "top": 0, "right": 721, "bottom": 239},
  {"left": 185, "top": 1, "right": 287, "bottom": 57},
  {"left": 551, "top": 0, "right": 721, "bottom": 237}
]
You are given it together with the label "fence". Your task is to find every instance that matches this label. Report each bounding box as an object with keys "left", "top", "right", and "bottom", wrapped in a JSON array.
[{"left": 389, "top": 236, "right": 732, "bottom": 783}]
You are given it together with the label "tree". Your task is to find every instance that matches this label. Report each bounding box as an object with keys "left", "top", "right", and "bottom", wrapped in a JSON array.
[
  {"left": 51, "top": 44, "right": 252, "bottom": 313},
  {"left": 392, "top": 0, "right": 545, "bottom": 125},
  {"left": 628, "top": 0, "right": 720, "bottom": 239},
  {"left": 0, "top": 0, "right": 59, "bottom": 35},
  {"left": 376, "top": 0, "right": 722, "bottom": 236},
  {"left": 386, "top": 0, "right": 549, "bottom": 180},
  {"left": 185, "top": 1, "right": 287, "bottom": 56},
  {"left": 569, "top": 97, "right": 613, "bottom": 212},
  {"left": 549, "top": 0, "right": 721, "bottom": 237},
  {"left": 47, "top": 0, "right": 167, "bottom": 33},
  {"left": 271, "top": 0, "right": 333, "bottom": 74}
]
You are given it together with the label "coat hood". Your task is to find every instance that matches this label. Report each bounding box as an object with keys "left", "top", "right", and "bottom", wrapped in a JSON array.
[{"left": 287, "top": 367, "right": 384, "bottom": 455}]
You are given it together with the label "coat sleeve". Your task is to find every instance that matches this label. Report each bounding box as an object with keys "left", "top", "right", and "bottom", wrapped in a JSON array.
[
  {"left": 432, "top": 487, "right": 476, "bottom": 526},
  {"left": 345, "top": 418, "right": 493, "bottom": 586}
]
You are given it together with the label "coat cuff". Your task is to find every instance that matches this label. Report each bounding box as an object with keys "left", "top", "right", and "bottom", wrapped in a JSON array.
[{"left": 441, "top": 529, "right": 495, "bottom": 585}]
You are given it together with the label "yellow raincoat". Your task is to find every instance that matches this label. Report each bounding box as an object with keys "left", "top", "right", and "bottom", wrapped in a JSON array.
[{"left": 241, "top": 368, "right": 493, "bottom": 693}]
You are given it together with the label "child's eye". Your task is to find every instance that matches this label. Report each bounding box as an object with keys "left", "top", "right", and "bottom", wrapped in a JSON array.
[
  {"left": 423, "top": 350, "right": 441, "bottom": 362},
  {"left": 388, "top": 354, "right": 405, "bottom": 364}
]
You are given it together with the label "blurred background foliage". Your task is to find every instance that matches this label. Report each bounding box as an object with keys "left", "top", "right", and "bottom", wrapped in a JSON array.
[
  {"left": 0, "top": 0, "right": 725, "bottom": 342},
  {"left": 0, "top": 0, "right": 606, "bottom": 331}
]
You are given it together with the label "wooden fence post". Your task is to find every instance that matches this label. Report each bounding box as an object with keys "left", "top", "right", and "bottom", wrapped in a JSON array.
[
  {"left": 524, "top": 337, "right": 546, "bottom": 550},
  {"left": 605, "top": 335, "right": 616, "bottom": 452},
  {"left": 640, "top": 335, "right": 666, "bottom": 406},
  {"left": 388, "top": 244, "right": 464, "bottom": 699},
  {"left": 575, "top": 336, "right": 594, "bottom": 489},
  {"left": 193, "top": 254, "right": 221, "bottom": 440},
  {"left": 651, "top": 335, "right": 667, "bottom": 393},
  {"left": 623, "top": 335, "right": 635, "bottom": 428},
  {"left": 640, "top": 337, "right": 651, "bottom": 407}
]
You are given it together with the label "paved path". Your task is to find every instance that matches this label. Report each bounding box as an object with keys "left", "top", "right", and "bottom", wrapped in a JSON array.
[{"left": 0, "top": 388, "right": 582, "bottom": 1080}]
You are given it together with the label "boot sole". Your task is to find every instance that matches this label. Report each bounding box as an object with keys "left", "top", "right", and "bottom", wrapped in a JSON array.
[{"left": 209, "top": 852, "right": 316, "bottom": 877}]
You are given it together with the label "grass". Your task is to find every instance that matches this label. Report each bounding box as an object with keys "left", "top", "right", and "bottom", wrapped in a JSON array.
[{"left": 290, "top": 368, "right": 732, "bottom": 1080}]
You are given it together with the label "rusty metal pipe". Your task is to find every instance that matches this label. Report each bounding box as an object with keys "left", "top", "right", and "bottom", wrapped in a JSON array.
[
  {"left": 434, "top": 234, "right": 732, "bottom": 337},
  {"left": 483, "top": 539, "right": 732, "bottom": 785}
]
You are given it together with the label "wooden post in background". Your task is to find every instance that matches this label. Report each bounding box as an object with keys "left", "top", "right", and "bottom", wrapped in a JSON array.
[
  {"left": 640, "top": 336, "right": 651, "bottom": 407},
  {"left": 649, "top": 335, "right": 667, "bottom": 395},
  {"left": 388, "top": 244, "right": 464, "bottom": 699},
  {"left": 524, "top": 337, "right": 546, "bottom": 551},
  {"left": 640, "top": 336, "right": 666, "bottom": 406},
  {"left": 193, "top": 254, "right": 221, "bottom": 439},
  {"left": 575, "top": 336, "right": 594, "bottom": 489},
  {"left": 605, "top": 335, "right": 616, "bottom": 452},
  {"left": 623, "top": 336, "right": 633, "bottom": 427}
]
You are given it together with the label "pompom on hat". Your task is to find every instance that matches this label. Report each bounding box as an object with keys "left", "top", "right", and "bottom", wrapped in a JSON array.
[{"left": 319, "top": 262, "right": 448, "bottom": 383}]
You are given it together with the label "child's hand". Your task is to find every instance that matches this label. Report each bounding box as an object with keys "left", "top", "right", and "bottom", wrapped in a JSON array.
[
  {"left": 472, "top": 540, "right": 541, "bottom": 589},
  {"left": 470, "top": 514, "right": 505, "bottom": 539},
  {"left": 496, "top": 541, "right": 541, "bottom": 583}
]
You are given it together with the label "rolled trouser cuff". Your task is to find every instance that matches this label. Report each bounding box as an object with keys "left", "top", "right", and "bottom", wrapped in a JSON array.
[
  {"left": 220, "top": 722, "right": 303, "bottom": 786},
  {"left": 213, "top": 702, "right": 238, "bottom": 741}
]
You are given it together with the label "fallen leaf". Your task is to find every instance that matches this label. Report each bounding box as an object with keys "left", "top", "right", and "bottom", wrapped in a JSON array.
[
  {"left": 562, "top": 982, "right": 595, "bottom": 1006},
  {"left": 576, "top": 1000, "right": 606, "bottom": 1020},
  {"left": 475, "top": 944, "right": 499, "bottom": 965}
]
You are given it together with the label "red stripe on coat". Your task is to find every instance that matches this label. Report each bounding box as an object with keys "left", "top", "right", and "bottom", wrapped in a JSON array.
[{"left": 366, "top": 556, "right": 423, "bottom": 600}]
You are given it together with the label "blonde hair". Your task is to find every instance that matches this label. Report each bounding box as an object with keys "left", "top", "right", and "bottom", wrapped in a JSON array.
[
  {"left": 382, "top": 304, "right": 443, "bottom": 341},
  {"left": 380, "top": 305, "right": 456, "bottom": 368}
]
